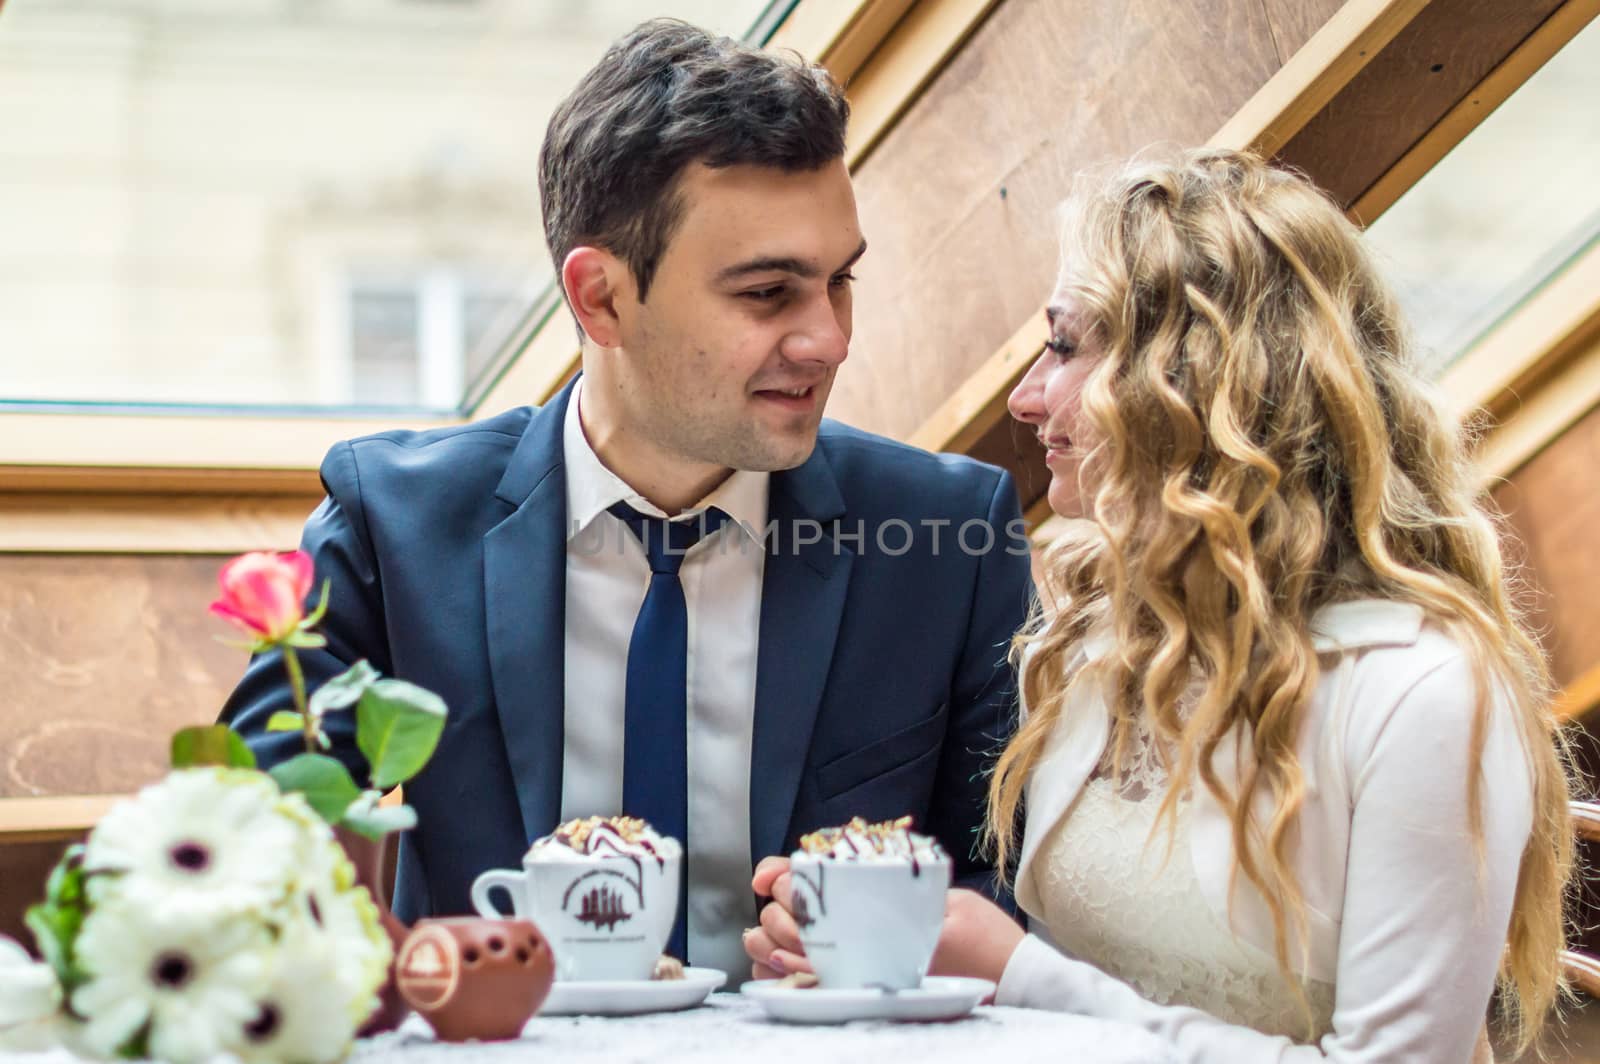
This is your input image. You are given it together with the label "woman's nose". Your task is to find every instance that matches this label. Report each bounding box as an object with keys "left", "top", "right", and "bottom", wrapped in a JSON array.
[{"left": 1008, "top": 352, "right": 1050, "bottom": 425}]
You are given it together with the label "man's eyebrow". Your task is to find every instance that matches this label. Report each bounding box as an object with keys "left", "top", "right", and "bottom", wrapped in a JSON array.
[
  {"left": 838, "top": 238, "right": 868, "bottom": 272},
  {"left": 716, "top": 239, "right": 869, "bottom": 283}
]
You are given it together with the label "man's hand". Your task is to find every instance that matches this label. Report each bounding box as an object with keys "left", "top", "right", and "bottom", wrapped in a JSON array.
[
  {"left": 744, "top": 855, "right": 815, "bottom": 981},
  {"left": 929, "top": 888, "right": 1026, "bottom": 985}
]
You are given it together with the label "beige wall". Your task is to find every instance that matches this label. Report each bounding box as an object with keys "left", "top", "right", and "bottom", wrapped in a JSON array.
[{"left": 0, "top": 0, "right": 765, "bottom": 409}]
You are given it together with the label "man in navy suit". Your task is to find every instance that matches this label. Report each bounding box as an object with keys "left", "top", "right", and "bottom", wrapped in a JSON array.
[{"left": 222, "top": 19, "right": 1033, "bottom": 980}]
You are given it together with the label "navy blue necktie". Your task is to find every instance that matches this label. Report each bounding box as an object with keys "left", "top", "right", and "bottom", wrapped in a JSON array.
[{"left": 607, "top": 501, "right": 728, "bottom": 962}]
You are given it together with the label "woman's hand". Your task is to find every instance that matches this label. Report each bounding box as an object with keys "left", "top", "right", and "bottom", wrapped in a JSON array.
[
  {"left": 744, "top": 863, "right": 1025, "bottom": 986},
  {"left": 929, "top": 888, "right": 1026, "bottom": 985},
  {"left": 744, "top": 856, "right": 815, "bottom": 981}
]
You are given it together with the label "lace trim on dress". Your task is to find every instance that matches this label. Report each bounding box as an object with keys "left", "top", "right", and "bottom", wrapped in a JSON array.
[{"left": 1030, "top": 714, "right": 1335, "bottom": 1042}]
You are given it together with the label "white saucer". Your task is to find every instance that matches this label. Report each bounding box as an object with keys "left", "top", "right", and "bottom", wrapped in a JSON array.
[
  {"left": 538, "top": 967, "right": 726, "bottom": 1016},
  {"left": 741, "top": 976, "right": 995, "bottom": 1024}
]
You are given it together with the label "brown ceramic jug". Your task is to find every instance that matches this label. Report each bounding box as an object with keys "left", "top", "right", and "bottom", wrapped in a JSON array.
[
  {"left": 395, "top": 917, "right": 555, "bottom": 1041},
  {"left": 335, "top": 827, "right": 410, "bottom": 1035}
]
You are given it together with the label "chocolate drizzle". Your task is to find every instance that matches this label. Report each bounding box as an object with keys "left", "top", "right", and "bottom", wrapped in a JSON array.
[
  {"left": 796, "top": 815, "right": 947, "bottom": 865},
  {"left": 538, "top": 816, "right": 671, "bottom": 868}
]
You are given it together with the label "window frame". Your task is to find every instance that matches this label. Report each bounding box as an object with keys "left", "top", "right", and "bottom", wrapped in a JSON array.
[{"left": 0, "top": 0, "right": 971, "bottom": 507}]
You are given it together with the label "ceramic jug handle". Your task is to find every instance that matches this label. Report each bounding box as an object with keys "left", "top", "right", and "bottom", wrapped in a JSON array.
[{"left": 470, "top": 870, "right": 525, "bottom": 919}]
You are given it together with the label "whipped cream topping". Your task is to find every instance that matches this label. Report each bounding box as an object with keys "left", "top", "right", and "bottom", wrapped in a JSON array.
[
  {"left": 795, "top": 816, "right": 947, "bottom": 863},
  {"left": 526, "top": 816, "right": 681, "bottom": 863}
]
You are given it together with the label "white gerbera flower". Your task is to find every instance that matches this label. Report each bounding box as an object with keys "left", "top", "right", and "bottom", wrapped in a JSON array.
[
  {"left": 297, "top": 876, "right": 391, "bottom": 1025},
  {"left": 231, "top": 924, "right": 357, "bottom": 1064},
  {"left": 84, "top": 768, "right": 301, "bottom": 919},
  {"left": 72, "top": 899, "right": 269, "bottom": 1063},
  {"left": 274, "top": 790, "right": 355, "bottom": 892},
  {"left": 0, "top": 936, "right": 62, "bottom": 1051},
  {"left": 273, "top": 794, "right": 391, "bottom": 1019}
]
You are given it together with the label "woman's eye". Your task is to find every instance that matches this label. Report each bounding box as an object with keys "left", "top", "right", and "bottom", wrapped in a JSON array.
[{"left": 1045, "top": 335, "right": 1076, "bottom": 359}]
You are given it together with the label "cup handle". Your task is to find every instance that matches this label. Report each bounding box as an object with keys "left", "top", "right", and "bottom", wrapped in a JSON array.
[{"left": 470, "top": 869, "right": 525, "bottom": 919}]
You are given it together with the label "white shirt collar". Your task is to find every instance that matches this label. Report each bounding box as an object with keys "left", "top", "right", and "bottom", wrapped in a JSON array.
[
  {"left": 562, "top": 377, "right": 769, "bottom": 544},
  {"left": 1307, "top": 598, "right": 1424, "bottom": 651},
  {"left": 1077, "top": 598, "right": 1425, "bottom": 665}
]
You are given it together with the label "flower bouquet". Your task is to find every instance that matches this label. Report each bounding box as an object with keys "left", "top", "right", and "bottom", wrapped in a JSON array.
[{"left": 0, "top": 551, "right": 448, "bottom": 1063}]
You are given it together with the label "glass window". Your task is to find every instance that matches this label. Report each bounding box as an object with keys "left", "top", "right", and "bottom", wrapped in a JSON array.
[
  {"left": 1363, "top": 17, "right": 1600, "bottom": 376},
  {"left": 349, "top": 284, "right": 422, "bottom": 406},
  {"left": 0, "top": 0, "right": 787, "bottom": 413}
]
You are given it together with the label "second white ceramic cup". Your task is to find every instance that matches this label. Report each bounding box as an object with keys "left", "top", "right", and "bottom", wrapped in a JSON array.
[{"left": 787, "top": 851, "right": 950, "bottom": 990}]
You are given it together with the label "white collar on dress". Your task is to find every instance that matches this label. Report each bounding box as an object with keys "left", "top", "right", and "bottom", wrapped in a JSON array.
[{"left": 1076, "top": 598, "right": 1425, "bottom": 665}]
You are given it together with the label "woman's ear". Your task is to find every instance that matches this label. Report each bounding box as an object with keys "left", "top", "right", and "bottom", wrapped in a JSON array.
[{"left": 561, "top": 246, "right": 628, "bottom": 348}]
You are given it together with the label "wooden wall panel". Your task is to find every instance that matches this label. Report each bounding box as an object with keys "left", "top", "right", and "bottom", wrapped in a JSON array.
[
  {"left": 969, "top": 415, "right": 1050, "bottom": 508},
  {"left": 1277, "top": 0, "right": 1563, "bottom": 209},
  {"left": 0, "top": 555, "right": 245, "bottom": 798},
  {"left": 1262, "top": 0, "right": 1348, "bottom": 61},
  {"left": 0, "top": 838, "right": 77, "bottom": 952},
  {"left": 1492, "top": 402, "right": 1600, "bottom": 690},
  {"left": 832, "top": 0, "right": 1286, "bottom": 442}
]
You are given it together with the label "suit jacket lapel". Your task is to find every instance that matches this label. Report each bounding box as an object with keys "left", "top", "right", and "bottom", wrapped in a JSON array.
[
  {"left": 749, "top": 443, "right": 853, "bottom": 865},
  {"left": 483, "top": 378, "right": 576, "bottom": 845}
]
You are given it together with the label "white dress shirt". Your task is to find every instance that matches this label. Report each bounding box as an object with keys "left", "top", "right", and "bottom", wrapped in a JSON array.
[
  {"left": 560, "top": 380, "right": 768, "bottom": 979},
  {"left": 996, "top": 600, "right": 1535, "bottom": 1062}
]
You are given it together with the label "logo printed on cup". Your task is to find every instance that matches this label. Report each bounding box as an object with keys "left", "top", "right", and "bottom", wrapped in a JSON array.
[
  {"left": 790, "top": 866, "right": 824, "bottom": 930},
  {"left": 570, "top": 876, "right": 634, "bottom": 930},
  {"left": 562, "top": 867, "right": 647, "bottom": 941}
]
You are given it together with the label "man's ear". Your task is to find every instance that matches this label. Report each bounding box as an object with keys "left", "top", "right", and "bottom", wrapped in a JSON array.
[{"left": 561, "top": 246, "right": 629, "bottom": 348}]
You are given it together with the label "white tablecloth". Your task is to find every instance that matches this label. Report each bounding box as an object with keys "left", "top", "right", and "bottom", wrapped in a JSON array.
[
  {"left": 0, "top": 994, "right": 1175, "bottom": 1063},
  {"left": 352, "top": 994, "right": 1174, "bottom": 1063}
]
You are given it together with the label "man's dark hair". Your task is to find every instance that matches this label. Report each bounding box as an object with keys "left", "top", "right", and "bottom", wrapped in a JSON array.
[{"left": 539, "top": 18, "right": 850, "bottom": 308}]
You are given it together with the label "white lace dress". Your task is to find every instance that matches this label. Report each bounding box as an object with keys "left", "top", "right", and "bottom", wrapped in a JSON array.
[{"left": 1026, "top": 715, "right": 1336, "bottom": 1042}]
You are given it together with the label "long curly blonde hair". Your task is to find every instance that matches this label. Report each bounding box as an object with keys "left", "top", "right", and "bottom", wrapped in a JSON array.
[{"left": 987, "top": 148, "right": 1572, "bottom": 1048}]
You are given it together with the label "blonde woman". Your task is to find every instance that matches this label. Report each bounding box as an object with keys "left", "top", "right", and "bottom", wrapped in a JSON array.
[{"left": 916, "top": 149, "right": 1574, "bottom": 1061}]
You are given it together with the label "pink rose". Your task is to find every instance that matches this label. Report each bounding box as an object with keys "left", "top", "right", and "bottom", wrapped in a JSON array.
[{"left": 208, "top": 550, "right": 314, "bottom": 643}]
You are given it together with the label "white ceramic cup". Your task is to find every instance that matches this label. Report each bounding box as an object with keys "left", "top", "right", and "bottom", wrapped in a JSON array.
[
  {"left": 787, "top": 851, "right": 951, "bottom": 990},
  {"left": 470, "top": 848, "right": 681, "bottom": 982}
]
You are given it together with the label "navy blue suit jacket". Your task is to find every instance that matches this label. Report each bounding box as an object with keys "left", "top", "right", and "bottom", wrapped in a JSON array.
[{"left": 222, "top": 379, "right": 1034, "bottom": 921}]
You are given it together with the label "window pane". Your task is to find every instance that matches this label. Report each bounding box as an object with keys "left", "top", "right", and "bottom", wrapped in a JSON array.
[
  {"left": 1363, "top": 18, "right": 1600, "bottom": 376},
  {"left": 463, "top": 288, "right": 522, "bottom": 388},
  {"left": 350, "top": 286, "right": 421, "bottom": 406},
  {"left": 0, "top": 0, "right": 785, "bottom": 413}
]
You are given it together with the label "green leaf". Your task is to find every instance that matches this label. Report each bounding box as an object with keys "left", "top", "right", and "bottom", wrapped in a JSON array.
[
  {"left": 265, "top": 711, "right": 305, "bottom": 733},
  {"left": 26, "top": 846, "right": 89, "bottom": 989},
  {"left": 171, "top": 725, "right": 256, "bottom": 770},
  {"left": 119, "top": 1023, "right": 151, "bottom": 1060},
  {"left": 25, "top": 902, "right": 80, "bottom": 986},
  {"left": 300, "top": 578, "right": 332, "bottom": 630},
  {"left": 339, "top": 791, "right": 419, "bottom": 840},
  {"left": 284, "top": 630, "right": 328, "bottom": 649},
  {"left": 215, "top": 633, "right": 266, "bottom": 654},
  {"left": 356, "top": 679, "right": 447, "bottom": 790},
  {"left": 44, "top": 844, "right": 86, "bottom": 905},
  {"left": 308, "top": 660, "right": 380, "bottom": 719},
  {"left": 268, "top": 754, "right": 361, "bottom": 824}
]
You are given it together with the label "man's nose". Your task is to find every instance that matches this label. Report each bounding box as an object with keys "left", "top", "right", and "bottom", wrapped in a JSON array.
[
  {"left": 1008, "top": 352, "right": 1049, "bottom": 425},
  {"left": 784, "top": 295, "right": 850, "bottom": 367}
]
